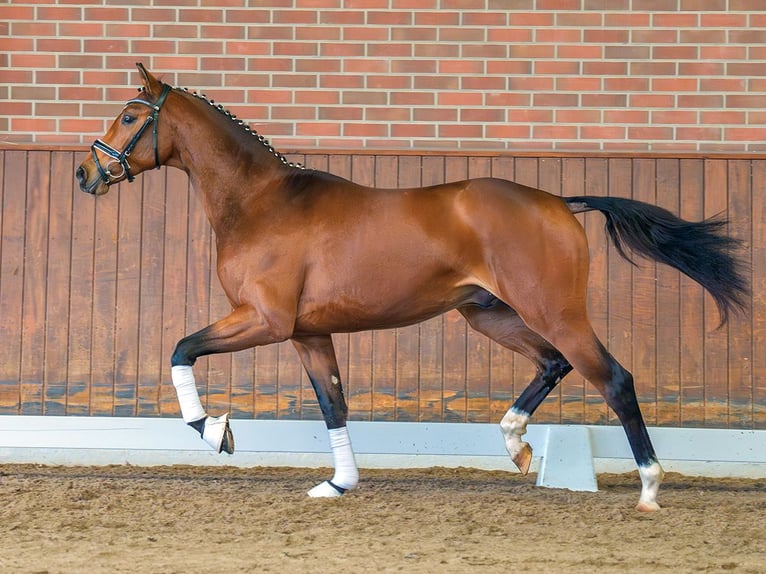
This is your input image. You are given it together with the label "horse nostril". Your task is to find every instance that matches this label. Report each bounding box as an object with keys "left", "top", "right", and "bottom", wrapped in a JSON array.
[{"left": 76, "top": 165, "right": 87, "bottom": 187}]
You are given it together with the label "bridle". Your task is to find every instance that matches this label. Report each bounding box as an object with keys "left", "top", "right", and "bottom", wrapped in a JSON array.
[{"left": 90, "top": 83, "right": 172, "bottom": 185}]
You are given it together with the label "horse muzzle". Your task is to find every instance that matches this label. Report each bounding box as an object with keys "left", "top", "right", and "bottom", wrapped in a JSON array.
[{"left": 76, "top": 162, "right": 110, "bottom": 196}]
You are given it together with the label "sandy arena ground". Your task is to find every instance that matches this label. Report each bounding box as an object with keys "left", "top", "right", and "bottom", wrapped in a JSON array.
[{"left": 0, "top": 464, "right": 764, "bottom": 573}]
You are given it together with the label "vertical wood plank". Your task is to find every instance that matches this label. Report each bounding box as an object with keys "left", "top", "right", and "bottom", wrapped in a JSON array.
[
  {"left": 442, "top": 156, "right": 468, "bottom": 421},
  {"left": 206, "top": 248, "right": 234, "bottom": 418},
  {"left": 560, "top": 157, "right": 587, "bottom": 424},
  {"left": 513, "top": 157, "right": 537, "bottom": 188},
  {"left": 371, "top": 155, "right": 398, "bottom": 421},
  {"left": 487, "top": 156, "right": 517, "bottom": 422},
  {"left": 508, "top": 158, "right": 542, "bottom": 419},
  {"left": 160, "top": 169, "right": 191, "bottom": 416},
  {"left": 44, "top": 152, "right": 74, "bottom": 415},
  {"left": 90, "top": 184, "right": 120, "bottom": 415},
  {"left": 607, "top": 158, "right": 634, "bottom": 425},
  {"left": 419, "top": 155, "right": 446, "bottom": 422},
  {"left": 516, "top": 157, "right": 564, "bottom": 422},
  {"left": 327, "top": 154, "right": 353, "bottom": 417},
  {"left": 631, "top": 158, "right": 658, "bottom": 425},
  {"left": 228, "top": 316, "right": 258, "bottom": 419},
  {"left": 67, "top": 156, "right": 97, "bottom": 415},
  {"left": 394, "top": 155, "right": 423, "bottom": 421},
  {"left": 538, "top": 158, "right": 561, "bottom": 196},
  {"left": 346, "top": 155, "right": 376, "bottom": 420},
  {"left": 678, "top": 159, "right": 706, "bottom": 427},
  {"left": 540, "top": 158, "right": 564, "bottom": 423},
  {"left": 655, "top": 158, "right": 682, "bottom": 426},
  {"left": 464, "top": 157, "right": 493, "bottom": 422},
  {"left": 727, "top": 160, "right": 753, "bottom": 428},
  {"left": 583, "top": 157, "right": 610, "bottom": 424},
  {"left": 291, "top": 154, "right": 333, "bottom": 421},
  {"left": 136, "top": 168, "right": 166, "bottom": 417},
  {"left": 751, "top": 160, "right": 766, "bottom": 430},
  {"left": 276, "top": 340, "right": 303, "bottom": 419},
  {"left": 20, "top": 151, "right": 50, "bottom": 415},
  {"left": 0, "top": 150, "right": 25, "bottom": 413},
  {"left": 113, "top": 177, "right": 143, "bottom": 417},
  {"left": 703, "top": 159, "right": 729, "bottom": 427}
]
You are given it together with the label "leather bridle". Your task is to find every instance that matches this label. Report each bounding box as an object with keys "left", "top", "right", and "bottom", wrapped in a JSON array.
[{"left": 90, "top": 83, "right": 172, "bottom": 185}]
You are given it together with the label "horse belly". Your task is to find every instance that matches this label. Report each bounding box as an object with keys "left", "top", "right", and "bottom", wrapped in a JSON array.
[{"left": 294, "top": 265, "right": 470, "bottom": 334}]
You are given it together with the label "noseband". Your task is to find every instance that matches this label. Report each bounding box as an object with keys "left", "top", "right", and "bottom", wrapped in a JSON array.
[{"left": 91, "top": 83, "right": 172, "bottom": 185}]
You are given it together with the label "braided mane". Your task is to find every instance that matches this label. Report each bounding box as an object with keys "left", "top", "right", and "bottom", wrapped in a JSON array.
[{"left": 142, "top": 85, "right": 303, "bottom": 169}]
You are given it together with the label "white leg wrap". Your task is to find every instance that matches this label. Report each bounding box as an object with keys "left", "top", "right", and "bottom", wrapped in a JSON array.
[
  {"left": 636, "top": 461, "right": 664, "bottom": 512},
  {"left": 500, "top": 408, "right": 530, "bottom": 459},
  {"left": 171, "top": 365, "right": 206, "bottom": 423},
  {"left": 307, "top": 426, "right": 359, "bottom": 498},
  {"left": 202, "top": 412, "right": 233, "bottom": 453}
]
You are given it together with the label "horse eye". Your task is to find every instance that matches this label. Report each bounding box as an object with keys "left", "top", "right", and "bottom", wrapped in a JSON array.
[{"left": 122, "top": 114, "right": 136, "bottom": 125}]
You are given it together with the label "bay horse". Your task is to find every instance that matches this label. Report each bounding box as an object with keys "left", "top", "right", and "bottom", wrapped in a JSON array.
[{"left": 76, "top": 64, "right": 748, "bottom": 512}]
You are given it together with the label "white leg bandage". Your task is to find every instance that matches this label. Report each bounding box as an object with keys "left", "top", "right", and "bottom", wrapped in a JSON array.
[
  {"left": 500, "top": 408, "right": 530, "bottom": 457},
  {"left": 500, "top": 407, "right": 534, "bottom": 474},
  {"left": 171, "top": 365, "right": 233, "bottom": 454},
  {"left": 636, "top": 461, "right": 664, "bottom": 512},
  {"left": 171, "top": 365, "right": 206, "bottom": 423},
  {"left": 307, "top": 426, "right": 359, "bottom": 498}
]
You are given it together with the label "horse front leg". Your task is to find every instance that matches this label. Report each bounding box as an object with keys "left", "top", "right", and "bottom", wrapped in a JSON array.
[
  {"left": 170, "top": 304, "right": 290, "bottom": 455},
  {"left": 291, "top": 335, "right": 359, "bottom": 498}
]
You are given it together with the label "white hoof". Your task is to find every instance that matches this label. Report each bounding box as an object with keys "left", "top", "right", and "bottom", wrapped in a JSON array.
[
  {"left": 202, "top": 413, "right": 234, "bottom": 454},
  {"left": 307, "top": 481, "right": 346, "bottom": 498}
]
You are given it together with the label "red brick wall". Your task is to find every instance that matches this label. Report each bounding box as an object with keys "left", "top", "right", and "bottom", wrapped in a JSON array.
[{"left": 1, "top": 0, "right": 764, "bottom": 152}]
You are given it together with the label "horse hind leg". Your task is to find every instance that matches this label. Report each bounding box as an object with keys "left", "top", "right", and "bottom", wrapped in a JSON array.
[
  {"left": 502, "top": 354, "right": 572, "bottom": 475},
  {"left": 528, "top": 313, "right": 664, "bottom": 512},
  {"left": 458, "top": 303, "right": 573, "bottom": 475}
]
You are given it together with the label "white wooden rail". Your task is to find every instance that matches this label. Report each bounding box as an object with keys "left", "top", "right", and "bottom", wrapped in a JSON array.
[{"left": 1, "top": 417, "right": 764, "bottom": 489}]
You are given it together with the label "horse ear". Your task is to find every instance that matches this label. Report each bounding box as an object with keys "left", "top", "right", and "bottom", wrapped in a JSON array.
[{"left": 135, "top": 62, "right": 162, "bottom": 97}]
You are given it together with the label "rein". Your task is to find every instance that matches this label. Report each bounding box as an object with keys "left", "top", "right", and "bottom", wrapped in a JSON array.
[{"left": 91, "top": 83, "right": 172, "bottom": 185}]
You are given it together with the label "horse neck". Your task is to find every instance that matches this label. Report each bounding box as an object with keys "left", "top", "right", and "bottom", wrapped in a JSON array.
[{"left": 165, "top": 92, "right": 288, "bottom": 235}]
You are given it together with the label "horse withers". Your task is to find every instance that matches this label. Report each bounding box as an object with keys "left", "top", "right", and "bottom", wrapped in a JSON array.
[{"left": 76, "top": 64, "right": 748, "bottom": 511}]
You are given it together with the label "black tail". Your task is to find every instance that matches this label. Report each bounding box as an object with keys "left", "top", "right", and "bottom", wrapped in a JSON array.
[{"left": 565, "top": 195, "right": 749, "bottom": 326}]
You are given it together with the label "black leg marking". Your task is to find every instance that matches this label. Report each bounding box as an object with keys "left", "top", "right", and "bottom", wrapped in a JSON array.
[
  {"left": 291, "top": 336, "right": 349, "bottom": 430},
  {"left": 326, "top": 480, "right": 347, "bottom": 495},
  {"left": 512, "top": 353, "right": 573, "bottom": 416},
  {"left": 602, "top": 354, "right": 657, "bottom": 468},
  {"left": 188, "top": 418, "right": 206, "bottom": 436}
]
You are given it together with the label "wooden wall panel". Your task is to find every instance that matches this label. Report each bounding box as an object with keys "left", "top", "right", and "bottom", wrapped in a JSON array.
[
  {"left": 752, "top": 161, "right": 766, "bottom": 428},
  {"left": 0, "top": 150, "right": 26, "bottom": 414},
  {"left": 0, "top": 149, "right": 763, "bottom": 431},
  {"left": 678, "top": 159, "right": 706, "bottom": 427},
  {"left": 655, "top": 158, "right": 682, "bottom": 427},
  {"left": 44, "top": 152, "right": 74, "bottom": 416}
]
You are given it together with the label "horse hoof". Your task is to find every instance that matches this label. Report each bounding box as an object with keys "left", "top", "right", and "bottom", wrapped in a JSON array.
[
  {"left": 512, "top": 443, "right": 533, "bottom": 475},
  {"left": 307, "top": 481, "right": 346, "bottom": 498},
  {"left": 202, "top": 413, "right": 235, "bottom": 454},
  {"left": 220, "top": 422, "right": 235, "bottom": 454},
  {"left": 635, "top": 500, "right": 661, "bottom": 513}
]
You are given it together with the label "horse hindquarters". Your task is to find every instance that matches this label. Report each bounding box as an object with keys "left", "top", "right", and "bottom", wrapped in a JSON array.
[{"left": 466, "top": 186, "right": 664, "bottom": 510}]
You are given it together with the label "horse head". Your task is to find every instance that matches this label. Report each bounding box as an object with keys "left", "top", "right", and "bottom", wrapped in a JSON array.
[{"left": 76, "top": 63, "right": 171, "bottom": 196}]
